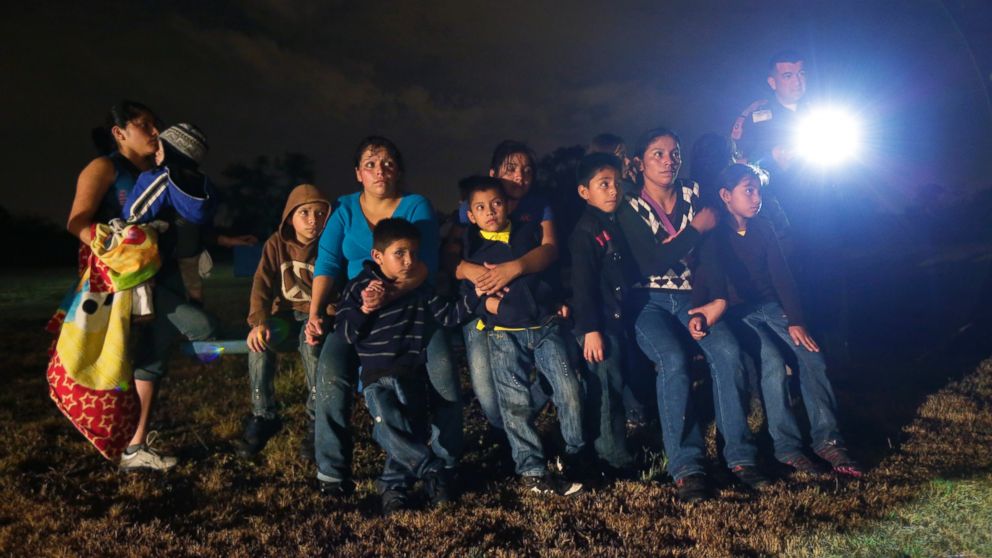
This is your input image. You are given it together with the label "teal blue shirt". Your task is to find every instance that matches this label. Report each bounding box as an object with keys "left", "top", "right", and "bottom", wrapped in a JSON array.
[{"left": 314, "top": 191, "right": 439, "bottom": 281}]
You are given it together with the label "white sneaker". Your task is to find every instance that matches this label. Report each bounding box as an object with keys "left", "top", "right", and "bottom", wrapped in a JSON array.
[{"left": 119, "top": 433, "right": 177, "bottom": 471}]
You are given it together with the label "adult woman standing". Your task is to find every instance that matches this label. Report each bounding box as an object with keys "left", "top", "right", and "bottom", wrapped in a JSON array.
[
  {"left": 306, "top": 136, "right": 462, "bottom": 495},
  {"left": 66, "top": 101, "right": 198, "bottom": 471}
]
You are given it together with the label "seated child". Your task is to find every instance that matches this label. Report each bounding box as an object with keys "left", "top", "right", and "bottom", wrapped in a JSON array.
[
  {"left": 335, "top": 218, "right": 472, "bottom": 515},
  {"left": 461, "top": 176, "right": 585, "bottom": 496},
  {"left": 238, "top": 184, "right": 330, "bottom": 459},
  {"left": 705, "top": 163, "right": 862, "bottom": 477},
  {"left": 568, "top": 153, "right": 637, "bottom": 475}
]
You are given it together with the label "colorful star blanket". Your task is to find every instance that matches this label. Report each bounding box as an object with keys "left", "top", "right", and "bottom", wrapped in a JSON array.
[{"left": 46, "top": 223, "right": 161, "bottom": 460}]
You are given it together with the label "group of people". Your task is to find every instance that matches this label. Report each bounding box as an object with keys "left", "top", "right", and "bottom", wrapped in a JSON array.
[{"left": 63, "top": 49, "right": 863, "bottom": 516}]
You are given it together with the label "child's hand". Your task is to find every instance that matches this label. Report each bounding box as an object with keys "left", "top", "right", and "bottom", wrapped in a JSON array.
[
  {"left": 247, "top": 323, "right": 271, "bottom": 352},
  {"left": 583, "top": 331, "right": 605, "bottom": 363},
  {"left": 484, "top": 296, "right": 501, "bottom": 315},
  {"left": 689, "top": 207, "right": 718, "bottom": 234},
  {"left": 687, "top": 314, "right": 708, "bottom": 340},
  {"left": 557, "top": 304, "right": 571, "bottom": 319},
  {"left": 304, "top": 315, "right": 324, "bottom": 345},
  {"left": 788, "top": 325, "right": 820, "bottom": 352},
  {"left": 361, "top": 280, "right": 386, "bottom": 313},
  {"left": 688, "top": 299, "right": 727, "bottom": 334}
]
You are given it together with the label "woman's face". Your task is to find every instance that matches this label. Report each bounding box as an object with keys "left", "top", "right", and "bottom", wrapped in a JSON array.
[
  {"left": 114, "top": 111, "right": 159, "bottom": 158},
  {"left": 639, "top": 135, "right": 681, "bottom": 190},
  {"left": 355, "top": 146, "right": 400, "bottom": 197},
  {"left": 490, "top": 152, "right": 534, "bottom": 201}
]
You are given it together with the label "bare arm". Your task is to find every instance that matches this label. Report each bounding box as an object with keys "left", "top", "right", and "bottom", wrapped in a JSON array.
[
  {"left": 66, "top": 157, "right": 116, "bottom": 245},
  {"left": 305, "top": 274, "right": 336, "bottom": 344}
]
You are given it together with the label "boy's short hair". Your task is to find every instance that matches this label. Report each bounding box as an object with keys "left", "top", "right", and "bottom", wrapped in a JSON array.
[
  {"left": 588, "top": 133, "right": 624, "bottom": 155},
  {"left": 576, "top": 153, "right": 622, "bottom": 187},
  {"left": 372, "top": 218, "right": 421, "bottom": 252},
  {"left": 768, "top": 49, "right": 804, "bottom": 72},
  {"left": 459, "top": 175, "right": 507, "bottom": 204},
  {"left": 718, "top": 163, "right": 769, "bottom": 192}
]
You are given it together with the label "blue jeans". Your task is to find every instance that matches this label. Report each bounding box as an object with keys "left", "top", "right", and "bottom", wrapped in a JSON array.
[
  {"left": 487, "top": 320, "right": 585, "bottom": 477},
  {"left": 631, "top": 291, "right": 756, "bottom": 480},
  {"left": 576, "top": 330, "right": 635, "bottom": 468},
  {"left": 363, "top": 374, "right": 443, "bottom": 492},
  {"left": 315, "top": 326, "right": 462, "bottom": 482},
  {"left": 134, "top": 271, "right": 218, "bottom": 381},
  {"left": 735, "top": 301, "right": 844, "bottom": 460},
  {"left": 247, "top": 311, "right": 318, "bottom": 420}
]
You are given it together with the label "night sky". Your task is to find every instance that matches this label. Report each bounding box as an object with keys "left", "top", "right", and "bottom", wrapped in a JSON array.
[{"left": 3, "top": 0, "right": 991, "bottom": 223}]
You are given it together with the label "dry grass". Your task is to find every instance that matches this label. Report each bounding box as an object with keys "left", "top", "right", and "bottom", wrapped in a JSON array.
[{"left": 2, "top": 268, "right": 991, "bottom": 557}]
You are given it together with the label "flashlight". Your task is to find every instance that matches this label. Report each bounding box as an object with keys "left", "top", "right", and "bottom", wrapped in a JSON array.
[{"left": 794, "top": 107, "right": 862, "bottom": 167}]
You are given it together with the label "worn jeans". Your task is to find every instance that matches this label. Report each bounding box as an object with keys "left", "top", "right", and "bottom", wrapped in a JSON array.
[
  {"left": 363, "top": 374, "right": 443, "bottom": 492},
  {"left": 576, "top": 330, "right": 635, "bottom": 468},
  {"left": 133, "top": 271, "right": 218, "bottom": 381},
  {"left": 315, "top": 326, "right": 462, "bottom": 483},
  {"left": 488, "top": 320, "right": 585, "bottom": 477},
  {"left": 734, "top": 301, "right": 844, "bottom": 460},
  {"left": 247, "top": 311, "right": 318, "bottom": 420},
  {"left": 631, "top": 291, "right": 757, "bottom": 480}
]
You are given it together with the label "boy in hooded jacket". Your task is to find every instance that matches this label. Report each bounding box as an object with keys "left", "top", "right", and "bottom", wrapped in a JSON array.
[{"left": 237, "top": 184, "right": 331, "bottom": 458}]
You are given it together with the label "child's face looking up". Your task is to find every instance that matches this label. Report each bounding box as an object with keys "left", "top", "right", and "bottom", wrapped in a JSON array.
[
  {"left": 467, "top": 188, "right": 509, "bottom": 232},
  {"left": 721, "top": 176, "right": 762, "bottom": 220},
  {"left": 490, "top": 153, "right": 533, "bottom": 201},
  {"left": 578, "top": 167, "right": 621, "bottom": 213},
  {"left": 372, "top": 238, "right": 419, "bottom": 281},
  {"left": 291, "top": 202, "right": 328, "bottom": 243}
]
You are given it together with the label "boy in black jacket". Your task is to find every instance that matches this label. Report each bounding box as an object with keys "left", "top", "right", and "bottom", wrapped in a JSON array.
[
  {"left": 335, "top": 218, "right": 474, "bottom": 515},
  {"left": 462, "top": 176, "right": 585, "bottom": 496},
  {"left": 702, "top": 164, "right": 862, "bottom": 477},
  {"left": 568, "top": 153, "right": 637, "bottom": 474}
]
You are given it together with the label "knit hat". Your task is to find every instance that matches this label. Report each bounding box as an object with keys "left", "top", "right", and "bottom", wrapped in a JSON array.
[{"left": 160, "top": 123, "right": 208, "bottom": 165}]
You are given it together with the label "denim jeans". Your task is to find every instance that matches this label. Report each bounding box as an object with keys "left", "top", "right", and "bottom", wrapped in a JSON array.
[
  {"left": 576, "top": 330, "right": 635, "bottom": 468},
  {"left": 134, "top": 271, "right": 218, "bottom": 381},
  {"left": 487, "top": 320, "right": 585, "bottom": 477},
  {"left": 630, "top": 290, "right": 756, "bottom": 480},
  {"left": 734, "top": 301, "right": 844, "bottom": 460},
  {"left": 363, "top": 374, "right": 443, "bottom": 492},
  {"left": 315, "top": 326, "right": 462, "bottom": 482},
  {"left": 247, "top": 311, "right": 318, "bottom": 420}
]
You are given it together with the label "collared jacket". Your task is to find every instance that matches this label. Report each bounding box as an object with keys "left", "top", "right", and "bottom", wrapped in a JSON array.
[{"left": 568, "top": 205, "right": 637, "bottom": 336}]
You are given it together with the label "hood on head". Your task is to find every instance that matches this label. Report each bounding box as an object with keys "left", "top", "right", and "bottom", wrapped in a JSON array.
[{"left": 281, "top": 183, "right": 330, "bottom": 243}]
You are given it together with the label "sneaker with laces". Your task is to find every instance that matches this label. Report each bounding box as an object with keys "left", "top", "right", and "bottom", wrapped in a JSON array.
[
  {"left": 780, "top": 453, "right": 829, "bottom": 475},
  {"left": 119, "top": 435, "right": 177, "bottom": 472},
  {"left": 521, "top": 473, "right": 583, "bottom": 496},
  {"left": 815, "top": 442, "right": 864, "bottom": 478},
  {"left": 380, "top": 488, "right": 409, "bottom": 516},
  {"left": 675, "top": 473, "right": 711, "bottom": 503},
  {"left": 731, "top": 465, "right": 771, "bottom": 489},
  {"left": 235, "top": 415, "right": 282, "bottom": 458}
]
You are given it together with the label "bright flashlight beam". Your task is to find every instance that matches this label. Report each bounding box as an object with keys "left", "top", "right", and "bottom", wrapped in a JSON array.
[{"left": 795, "top": 107, "right": 862, "bottom": 167}]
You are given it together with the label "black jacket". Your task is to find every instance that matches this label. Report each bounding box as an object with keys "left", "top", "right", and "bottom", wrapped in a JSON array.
[{"left": 568, "top": 206, "right": 637, "bottom": 335}]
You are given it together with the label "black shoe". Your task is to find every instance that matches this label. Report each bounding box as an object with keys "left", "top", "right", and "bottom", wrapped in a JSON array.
[
  {"left": 235, "top": 415, "right": 282, "bottom": 457},
  {"left": 675, "top": 473, "right": 711, "bottom": 503},
  {"left": 298, "top": 420, "right": 315, "bottom": 463},
  {"left": 780, "top": 453, "right": 829, "bottom": 475},
  {"left": 521, "top": 473, "right": 583, "bottom": 496},
  {"left": 423, "top": 470, "right": 452, "bottom": 507},
  {"left": 318, "top": 478, "right": 355, "bottom": 498},
  {"left": 380, "top": 488, "right": 409, "bottom": 516},
  {"left": 731, "top": 465, "right": 771, "bottom": 489}
]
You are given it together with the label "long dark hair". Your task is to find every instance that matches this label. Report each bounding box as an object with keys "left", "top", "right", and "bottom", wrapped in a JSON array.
[{"left": 90, "top": 100, "right": 157, "bottom": 155}]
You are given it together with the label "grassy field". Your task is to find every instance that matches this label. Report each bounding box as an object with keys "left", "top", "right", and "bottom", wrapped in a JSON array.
[{"left": 1, "top": 266, "right": 991, "bottom": 557}]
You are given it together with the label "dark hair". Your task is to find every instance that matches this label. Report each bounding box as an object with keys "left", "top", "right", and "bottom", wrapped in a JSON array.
[
  {"left": 717, "top": 163, "right": 768, "bottom": 193},
  {"left": 690, "top": 133, "right": 736, "bottom": 206},
  {"left": 91, "top": 99, "right": 157, "bottom": 155},
  {"left": 588, "top": 133, "right": 624, "bottom": 155},
  {"left": 768, "top": 49, "right": 804, "bottom": 72},
  {"left": 353, "top": 135, "right": 405, "bottom": 175},
  {"left": 576, "top": 153, "right": 622, "bottom": 186},
  {"left": 633, "top": 127, "right": 681, "bottom": 160},
  {"left": 459, "top": 175, "right": 506, "bottom": 204},
  {"left": 489, "top": 140, "right": 536, "bottom": 175},
  {"left": 372, "top": 218, "right": 421, "bottom": 252}
]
